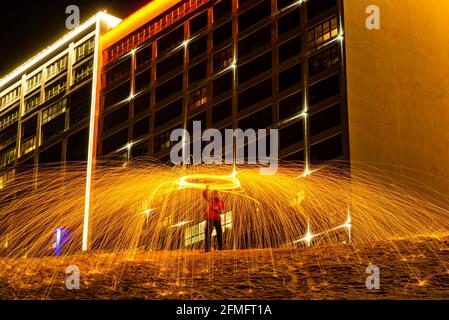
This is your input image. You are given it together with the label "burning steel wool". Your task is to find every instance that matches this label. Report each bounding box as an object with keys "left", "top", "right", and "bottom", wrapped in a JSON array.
[{"left": 0, "top": 161, "right": 449, "bottom": 299}]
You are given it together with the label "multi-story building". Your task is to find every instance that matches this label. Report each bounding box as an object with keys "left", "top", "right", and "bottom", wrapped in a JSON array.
[
  {"left": 98, "top": 0, "right": 349, "bottom": 170},
  {"left": 2, "top": 0, "right": 448, "bottom": 249},
  {"left": 0, "top": 13, "right": 121, "bottom": 192}
]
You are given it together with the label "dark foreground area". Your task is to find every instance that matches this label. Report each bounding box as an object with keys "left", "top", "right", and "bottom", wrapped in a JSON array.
[{"left": 1, "top": 236, "right": 449, "bottom": 300}]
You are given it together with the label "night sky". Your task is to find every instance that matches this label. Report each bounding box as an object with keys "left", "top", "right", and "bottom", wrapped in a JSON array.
[{"left": 0, "top": 0, "right": 152, "bottom": 78}]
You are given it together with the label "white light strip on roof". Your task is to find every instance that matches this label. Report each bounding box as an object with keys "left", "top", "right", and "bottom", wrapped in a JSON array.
[{"left": 0, "top": 12, "right": 121, "bottom": 90}]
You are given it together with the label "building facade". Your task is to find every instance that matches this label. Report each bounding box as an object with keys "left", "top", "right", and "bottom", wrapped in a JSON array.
[
  {"left": 98, "top": 0, "right": 349, "bottom": 171},
  {"left": 0, "top": 13, "right": 121, "bottom": 192}
]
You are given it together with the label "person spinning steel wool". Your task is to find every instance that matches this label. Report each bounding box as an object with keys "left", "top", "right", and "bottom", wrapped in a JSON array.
[{"left": 203, "top": 186, "right": 224, "bottom": 252}]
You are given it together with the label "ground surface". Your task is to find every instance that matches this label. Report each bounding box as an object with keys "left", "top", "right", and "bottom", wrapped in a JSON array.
[{"left": 1, "top": 237, "right": 449, "bottom": 300}]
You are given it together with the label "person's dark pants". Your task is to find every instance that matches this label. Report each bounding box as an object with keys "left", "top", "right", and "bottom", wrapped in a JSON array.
[{"left": 205, "top": 219, "right": 223, "bottom": 252}]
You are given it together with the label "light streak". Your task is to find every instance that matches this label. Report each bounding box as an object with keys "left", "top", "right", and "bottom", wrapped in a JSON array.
[{"left": 177, "top": 173, "right": 241, "bottom": 191}]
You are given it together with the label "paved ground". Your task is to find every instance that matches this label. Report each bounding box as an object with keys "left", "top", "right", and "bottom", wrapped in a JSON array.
[{"left": 1, "top": 236, "right": 449, "bottom": 300}]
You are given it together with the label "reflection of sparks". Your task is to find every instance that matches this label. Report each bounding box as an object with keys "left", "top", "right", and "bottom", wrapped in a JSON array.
[
  {"left": 294, "top": 224, "right": 315, "bottom": 246},
  {"left": 294, "top": 209, "right": 352, "bottom": 245}
]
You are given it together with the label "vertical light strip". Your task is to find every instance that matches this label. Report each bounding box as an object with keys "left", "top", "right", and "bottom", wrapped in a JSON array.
[{"left": 82, "top": 17, "right": 102, "bottom": 252}]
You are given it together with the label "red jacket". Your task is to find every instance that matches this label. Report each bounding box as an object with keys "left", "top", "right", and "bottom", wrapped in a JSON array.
[{"left": 203, "top": 191, "right": 224, "bottom": 221}]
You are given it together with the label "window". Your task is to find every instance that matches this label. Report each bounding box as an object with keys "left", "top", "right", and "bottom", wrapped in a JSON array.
[
  {"left": 310, "top": 134, "right": 342, "bottom": 164},
  {"left": 104, "top": 58, "right": 131, "bottom": 88},
  {"left": 0, "top": 107, "right": 19, "bottom": 131},
  {"left": 187, "top": 112, "right": 207, "bottom": 133},
  {"left": 0, "top": 126, "right": 16, "bottom": 151},
  {"left": 279, "top": 120, "right": 303, "bottom": 150},
  {"left": 45, "top": 78, "right": 66, "bottom": 100},
  {"left": 103, "top": 104, "right": 129, "bottom": 132},
  {"left": 214, "top": 0, "right": 232, "bottom": 21},
  {"left": 239, "top": 51, "right": 272, "bottom": 84},
  {"left": 307, "top": 16, "right": 338, "bottom": 49},
  {"left": 308, "top": 73, "right": 340, "bottom": 106},
  {"left": 190, "top": 12, "right": 208, "bottom": 35},
  {"left": 73, "top": 59, "right": 93, "bottom": 84},
  {"left": 104, "top": 81, "right": 130, "bottom": 108},
  {"left": 155, "top": 74, "right": 183, "bottom": 103},
  {"left": 279, "top": 35, "right": 301, "bottom": 63},
  {"left": 213, "top": 72, "right": 233, "bottom": 97},
  {"left": 156, "top": 49, "right": 184, "bottom": 78},
  {"left": 189, "top": 36, "right": 208, "bottom": 59},
  {"left": 70, "top": 84, "right": 91, "bottom": 125},
  {"left": 154, "top": 99, "right": 183, "bottom": 128},
  {"left": 133, "top": 116, "right": 150, "bottom": 139},
  {"left": 183, "top": 213, "right": 232, "bottom": 247},
  {"left": 277, "top": 0, "right": 298, "bottom": 10},
  {"left": 213, "top": 47, "right": 233, "bottom": 72},
  {"left": 134, "top": 92, "right": 150, "bottom": 115},
  {"left": 75, "top": 38, "right": 95, "bottom": 63},
  {"left": 39, "top": 143, "right": 62, "bottom": 165},
  {"left": 279, "top": 63, "right": 302, "bottom": 92},
  {"left": 154, "top": 125, "right": 179, "bottom": 153},
  {"left": 189, "top": 86, "right": 208, "bottom": 110},
  {"left": 102, "top": 128, "right": 128, "bottom": 155},
  {"left": 42, "top": 115, "right": 65, "bottom": 143},
  {"left": 307, "top": 0, "right": 337, "bottom": 20},
  {"left": 238, "top": 106, "right": 272, "bottom": 130},
  {"left": 238, "top": 0, "right": 271, "bottom": 32},
  {"left": 308, "top": 44, "right": 340, "bottom": 76},
  {"left": 239, "top": 0, "right": 253, "bottom": 7},
  {"left": 67, "top": 128, "right": 89, "bottom": 161},
  {"left": 135, "top": 69, "right": 151, "bottom": 92},
  {"left": 189, "top": 60, "right": 208, "bottom": 85},
  {"left": 238, "top": 78, "right": 272, "bottom": 111},
  {"left": 20, "top": 137, "right": 36, "bottom": 156},
  {"left": 42, "top": 99, "right": 67, "bottom": 125},
  {"left": 25, "top": 93, "right": 41, "bottom": 113},
  {"left": 0, "top": 86, "right": 21, "bottom": 108},
  {"left": 26, "top": 73, "right": 42, "bottom": 92},
  {"left": 0, "top": 148, "right": 16, "bottom": 168},
  {"left": 136, "top": 45, "right": 152, "bottom": 69},
  {"left": 278, "top": 7, "right": 300, "bottom": 36},
  {"left": 279, "top": 91, "right": 303, "bottom": 120},
  {"left": 131, "top": 141, "right": 149, "bottom": 158},
  {"left": 212, "top": 99, "right": 232, "bottom": 123},
  {"left": 46, "top": 55, "right": 68, "bottom": 79},
  {"left": 0, "top": 170, "right": 14, "bottom": 189},
  {"left": 213, "top": 21, "right": 232, "bottom": 47},
  {"left": 21, "top": 116, "right": 37, "bottom": 140},
  {"left": 158, "top": 26, "right": 184, "bottom": 56},
  {"left": 310, "top": 104, "right": 341, "bottom": 136},
  {"left": 238, "top": 25, "right": 271, "bottom": 58}
]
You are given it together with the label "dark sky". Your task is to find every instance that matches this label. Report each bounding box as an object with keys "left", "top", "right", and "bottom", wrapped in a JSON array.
[{"left": 0, "top": 0, "right": 151, "bottom": 78}]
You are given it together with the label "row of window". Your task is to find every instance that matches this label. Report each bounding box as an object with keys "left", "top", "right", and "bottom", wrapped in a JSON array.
[
  {"left": 0, "top": 108, "right": 19, "bottom": 131},
  {"left": 105, "top": 40, "right": 339, "bottom": 112},
  {"left": 101, "top": 86, "right": 341, "bottom": 156},
  {"left": 103, "top": 61, "right": 339, "bottom": 133},
  {"left": 102, "top": 112, "right": 342, "bottom": 164},
  {"left": 1, "top": 36, "right": 95, "bottom": 112},
  {"left": 105, "top": 0, "right": 337, "bottom": 65},
  {"left": 104, "top": 13, "right": 339, "bottom": 96}
]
